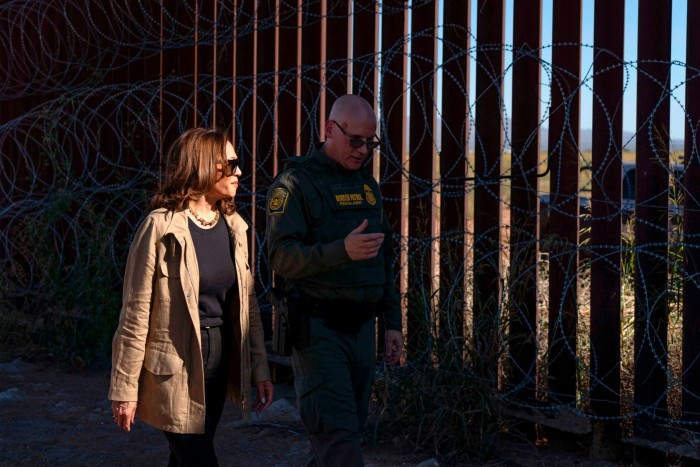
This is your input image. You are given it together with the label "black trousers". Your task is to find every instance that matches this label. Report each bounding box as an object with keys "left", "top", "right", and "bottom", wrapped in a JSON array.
[{"left": 164, "top": 326, "right": 227, "bottom": 467}]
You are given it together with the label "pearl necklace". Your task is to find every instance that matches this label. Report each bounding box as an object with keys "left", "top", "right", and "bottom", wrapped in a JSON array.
[{"left": 188, "top": 206, "right": 219, "bottom": 227}]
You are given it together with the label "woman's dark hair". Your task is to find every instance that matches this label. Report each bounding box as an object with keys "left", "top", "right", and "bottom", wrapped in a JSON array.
[{"left": 149, "top": 128, "right": 236, "bottom": 215}]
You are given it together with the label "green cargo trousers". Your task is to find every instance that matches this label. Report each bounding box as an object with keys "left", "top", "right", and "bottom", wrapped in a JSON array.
[{"left": 291, "top": 315, "right": 376, "bottom": 467}]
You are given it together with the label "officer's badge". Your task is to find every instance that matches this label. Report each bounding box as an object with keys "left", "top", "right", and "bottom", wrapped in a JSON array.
[
  {"left": 268, "top": 188, "right": 289, "bottom": 214},
  {"left": 364, "top": 184, "right": 376, "bottom": 206}
]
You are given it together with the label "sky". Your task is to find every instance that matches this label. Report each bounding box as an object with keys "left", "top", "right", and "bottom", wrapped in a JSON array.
[{"left": 499, "top": 0, "right": 689, "bottom": 141}]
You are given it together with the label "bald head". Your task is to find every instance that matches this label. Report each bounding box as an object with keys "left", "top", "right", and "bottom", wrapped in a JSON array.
[{"left": 328, "top": 94, "right": 377, "bottom": 127}]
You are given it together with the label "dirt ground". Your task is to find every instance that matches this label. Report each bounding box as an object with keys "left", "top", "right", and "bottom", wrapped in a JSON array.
[{"left": 0, "top": 354, "right": 607, "bottom": 467}]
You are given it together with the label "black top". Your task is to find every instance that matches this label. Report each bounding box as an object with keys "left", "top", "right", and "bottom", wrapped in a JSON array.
[{"left": 188, "top": 216, "right": 237, "bottom": 328}]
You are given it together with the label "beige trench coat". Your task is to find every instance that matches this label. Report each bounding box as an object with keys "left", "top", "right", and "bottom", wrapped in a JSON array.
[{"left": 108, "top": 209, "right": 270, "bottom": 434}]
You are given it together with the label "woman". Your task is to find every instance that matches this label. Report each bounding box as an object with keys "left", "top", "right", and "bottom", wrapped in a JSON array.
[{"left": 108, "top": 128, "right": 273, "bottom": 466}]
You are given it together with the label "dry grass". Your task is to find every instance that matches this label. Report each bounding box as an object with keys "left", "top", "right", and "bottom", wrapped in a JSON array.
[
  {"left": 464, "top": 147, "right": 687, "bottom": 429},
  {"left": 372, "top": 149, "right": 688, "bottom": 463}
]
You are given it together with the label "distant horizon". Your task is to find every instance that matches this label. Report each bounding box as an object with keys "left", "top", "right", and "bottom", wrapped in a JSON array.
[
  {"left": 522, "top": 127, "right": 685, "bottom": 153},
  {"left": 424, "top": 117, "right": 686, "bottom": 153}
]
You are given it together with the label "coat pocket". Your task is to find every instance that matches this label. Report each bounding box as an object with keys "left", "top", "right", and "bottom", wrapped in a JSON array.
[{"left": 143, "top": 348, "right": 184, "bottom": 376}]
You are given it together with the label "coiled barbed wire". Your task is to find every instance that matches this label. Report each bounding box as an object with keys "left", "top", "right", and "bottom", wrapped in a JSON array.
[{"left": 2, "top": 0, "right": 699, "bottom": 427}]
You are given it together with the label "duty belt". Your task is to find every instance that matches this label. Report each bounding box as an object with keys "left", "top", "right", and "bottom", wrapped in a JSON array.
[{"left": 297, "top": 296, "right": 377, "bottom": 335}]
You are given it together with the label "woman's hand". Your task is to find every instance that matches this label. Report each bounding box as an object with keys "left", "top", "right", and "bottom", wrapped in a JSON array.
[
  {"left": 111, "top": 400, "right": 137, "bottom": 432},
  {"left": 252, "top": 380, "right": 274, "bottom": 414}
]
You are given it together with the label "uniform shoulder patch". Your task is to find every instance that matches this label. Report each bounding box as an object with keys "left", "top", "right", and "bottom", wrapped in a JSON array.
[{"left": 268, "top": 187, "right": 290, "bottom": 215}]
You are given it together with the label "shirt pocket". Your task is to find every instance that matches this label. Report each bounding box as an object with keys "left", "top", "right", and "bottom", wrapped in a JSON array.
[{"left": 307, "top": 196, "right": 323, "bottom": 220}]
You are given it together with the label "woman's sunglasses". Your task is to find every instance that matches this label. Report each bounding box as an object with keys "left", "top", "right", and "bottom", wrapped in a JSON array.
[
  {"left": 220, "top": 159, "right": 241, "bottom": 176},
  {"left": 330, "top": 120, "right": 380, "bottom": 151}
]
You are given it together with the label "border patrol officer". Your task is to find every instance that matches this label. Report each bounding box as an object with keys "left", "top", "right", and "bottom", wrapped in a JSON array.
[{"left": 266, "top": 94, "right": 403, "bottom": 466}]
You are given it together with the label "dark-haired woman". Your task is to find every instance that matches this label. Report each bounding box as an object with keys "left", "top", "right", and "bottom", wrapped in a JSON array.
[{"left": 108, "top": 128, "right": 273, "bottom": 466}]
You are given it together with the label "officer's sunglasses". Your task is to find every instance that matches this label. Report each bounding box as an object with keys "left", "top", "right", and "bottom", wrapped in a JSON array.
[
  {"left": 329, "top": 120, "right": 380, "bottom": 151},
  {"left": 219, "top": 159, "right": 241, "bottom": 177}
]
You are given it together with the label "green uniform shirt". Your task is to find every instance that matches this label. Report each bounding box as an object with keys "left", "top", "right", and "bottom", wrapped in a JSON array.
[{"left": 266, "top": 145, "right": 402, "bottom": 331}]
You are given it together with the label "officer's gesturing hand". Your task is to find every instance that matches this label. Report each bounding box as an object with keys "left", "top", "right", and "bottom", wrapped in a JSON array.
[{"left": 344, "top": 219, "right": 384, "bottom": 260}]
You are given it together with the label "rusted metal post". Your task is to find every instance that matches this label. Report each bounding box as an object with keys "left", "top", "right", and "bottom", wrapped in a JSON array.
[
  {"left": 299, "top": 2, "right": 322, "bottom": 154},
  {"left": 682, "top": 0, "right": 700, "bottom": 433},
  {"left": 254, "top": 1, "right": 277, "bottom": 291},
  {"left": 234, "top": 1, "right": 255, "bottom": 223},
  {"left": 160, "top": 1, "right": 197, "bottom": 149},
  {"left": 633, "top": 0, "right": 672, "bottom": 444},
  {"left": 197, "top": 0, "right": 215, "bottom": 125},
  {"left": 509, "top": 0, "right": 542, "bottom": 401},
  {"left": 405, "top": 0, "right": 438, "bottom": 361},
  {"left": 589, "top": 0, "right": 624, "bottom": 458},
  {"left": 439, "top": 0, "right": 470, "bottom": 368},
  {"left": 217, "top": 2, "right": 235, "bottom": 141},
  {"left": 379, "top": 2, "right": 409, "bottom": 354},
  {"left": 547, "top": 0, "right": 581, "bottom": 406},
  {"left": 322, "top": 2, "right": 349, "bottom": 114},
  {"left": 351, "top": 1, "right": 378, "bottom": 104},
  {"left": 276, "top": 1, "right": 302, "bottom": 159},
  {"left": 473, "top": 0, "right": 504, "bottom": 382}
]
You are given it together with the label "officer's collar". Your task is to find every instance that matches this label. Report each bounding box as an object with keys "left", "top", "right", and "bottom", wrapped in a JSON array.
[{"left": 311, "top": 143, "right": 361, "bottom": 177}]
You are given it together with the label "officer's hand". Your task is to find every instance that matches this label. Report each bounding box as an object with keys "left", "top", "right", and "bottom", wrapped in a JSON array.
[
  {"left": 344, "top": 219, "right": 384, "bottom": 261},
  {"left": 384, "top": 330, "right": 403, "bottom": 364}
]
